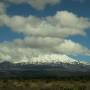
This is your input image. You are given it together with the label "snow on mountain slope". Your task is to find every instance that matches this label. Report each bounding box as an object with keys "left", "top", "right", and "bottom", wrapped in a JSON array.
[
  {"left": 31, "top": 54, "right": 77, "bottom": 64},
  {"left": 13, "top": 54, "right": 80, "bottom": 64}
]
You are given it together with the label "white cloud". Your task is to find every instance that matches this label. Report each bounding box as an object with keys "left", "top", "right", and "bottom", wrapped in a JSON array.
[
  {"left": 4, "top": 0, "right": 85, "bottom": 10},
  {"left": 12, "top": 37, "right": 90, "bottom": 56},
  {"left": 0, "top": 39, "right": 90, "bottom": 63},
  {"left": 0, "top": 9, "right": 90, "bottom": 63},
  {"left": 54, "top": 40, "right": 90, "bottom": 56},
  {"left": 0, "top": 11, "right": 90, "bottom": 37},
  {"left": 0, "top": 36, "right": 90, "bottom": 63},
  {"left": 14, "top": 37, "right": 63, "bottom": 48},
  {"left": 0, "top": 42, "right": 57, "bottom": 63},
  {"left": 5, "top": 0, "right": 61, "bottom": 10},
  {"left": 0, "top": 2, "right": 6, "bottom": 14}
]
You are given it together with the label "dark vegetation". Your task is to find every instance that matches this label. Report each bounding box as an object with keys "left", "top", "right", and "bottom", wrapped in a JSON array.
[
  {"left": 0, "top": 79, "right": 90, "bottom": 90},
  {"left": 0, "top": 61, "right": 90, "bottom": 90},
  {"left": 0, "top": 61, "right": 90, "bottom": 80}
]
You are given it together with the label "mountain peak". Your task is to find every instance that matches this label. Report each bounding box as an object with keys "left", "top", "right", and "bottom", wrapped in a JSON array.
[
  {"left": 1, "top": 54, "right": 88, "bottom": 65},
  {"left": 31, "top": 54, "right": 78, "bottom": 64}
]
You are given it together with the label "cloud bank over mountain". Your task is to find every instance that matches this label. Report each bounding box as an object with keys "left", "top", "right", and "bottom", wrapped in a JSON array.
[{"left": 0, "top": 0, "right": 90, "bottom": 63}]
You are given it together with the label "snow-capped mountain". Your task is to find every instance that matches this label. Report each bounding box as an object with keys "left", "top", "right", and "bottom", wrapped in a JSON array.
[
  {"left": 31, "top": 54, "right": 78, "bottom": 64},
  {"left": 0, "top": 54, "right": 90, "bottom": 79},
  {"left": 13, "top": 54, "right": 88, "bottom": 65},
  {"left": 0, "top": 53, "right": 88, "bottom": 65}
]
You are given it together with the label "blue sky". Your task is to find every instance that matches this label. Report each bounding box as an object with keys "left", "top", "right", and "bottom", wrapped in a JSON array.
[{"left": 0, "top": 0, "right": 90, "bottom": 63}]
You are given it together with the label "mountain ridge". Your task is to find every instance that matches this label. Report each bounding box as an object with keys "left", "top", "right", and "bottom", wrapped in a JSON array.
[{"left": 1, "top": 54, "right": 88, "bottom": 65}]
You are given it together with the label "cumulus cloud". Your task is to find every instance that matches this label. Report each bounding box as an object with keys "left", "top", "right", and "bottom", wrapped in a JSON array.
[
  {"left": 0, "top": 35, "right": 90, "bottom": 63},
  {"left": 0, "top": 44, "right": 77, "bottom": 63},
  {"left": 0, "top": 43, "right": 50, "bottom": 63},
  {"left": 0, "top": 38, "right": 90, "bottom": 63},
  {"left": 0, "top": 11, "right": 90, "bottom": 37},
  {"left": 3, "top": 0, "right": 85, "bottom": 10},
  {"left": 54, "top": 40, "right": 90, "bottom": 56},
  {"left": 12, "top": 37, "right": 90, "bottom": 56},
  {"left": 14, "top": 37, "right": 63, "bottom": 48},
  {"left": 0, "top": 6, "right": 90, "bottom": 63},
  {"left": 0, "top": 2, "right": 6, "bottom": 14},
  {"left": 4, "top": 0, "right": 60, "bottom": 10}
]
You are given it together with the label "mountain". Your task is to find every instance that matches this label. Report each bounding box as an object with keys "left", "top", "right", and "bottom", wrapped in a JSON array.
[
  {"left": 0, "top": 54, "right": 89, "bottom": 65},
  {"left": 12, "top": 54, "right": 88, "bottom": 65},
  {"left": 0, "top": 54, "right": 89, "bottom": 79},
  {"left": 0, "top": 60, "right": 90, "bottom": 79},
  {"left": 31, "top": 54, "right": 77, "bottom": 64}
]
